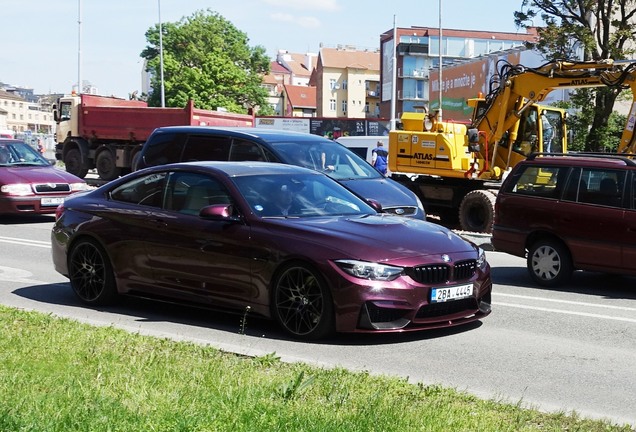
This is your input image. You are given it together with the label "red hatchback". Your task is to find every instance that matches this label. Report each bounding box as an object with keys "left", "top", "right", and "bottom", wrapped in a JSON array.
[
  {"left": 492, "top": 153, "right": 636, "bottom": 286},
  {"left": 0, "top": 139, "right": 89, "bottom": 215},
  {"left": 51, "top": 161, "right": 492, "bottom": 340}
]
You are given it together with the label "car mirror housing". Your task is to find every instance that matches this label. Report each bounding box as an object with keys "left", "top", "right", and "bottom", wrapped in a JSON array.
[
  {"left": 367, "top": 199, "right": 383, "bottom": 213},
  {"left": 199, "top": 204, "right": 240, "bottom": 222}
]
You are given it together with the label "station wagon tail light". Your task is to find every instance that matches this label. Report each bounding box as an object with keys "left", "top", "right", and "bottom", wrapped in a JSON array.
[
  {"left": 335, "top": 259, "right": 403, "bottom": 281},
  {"left": 0, "top": 183, "right": 33, "bottom": 196}
]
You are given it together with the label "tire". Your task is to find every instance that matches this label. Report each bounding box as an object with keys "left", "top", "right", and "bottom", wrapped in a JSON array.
[
  {"left": 131, "top": 150, "right": 142, "bottom": 172},
  {"left": 96, "top": 150, "right": 121, "bottom": 181},
  {"left": 458, "top": 189, "right": 497, "bottom": 233},
  {"left": 68, "top": 239, "right": 118, "bottom": 306},
  {"left": 272, "top": 263, "right": 335, "bottom": 340},
  {"left": 64, "top": 148, "right": 88, "bottom": 179},
  {"left": 527, "top": 239, "right": 573, "bottom": 287}
]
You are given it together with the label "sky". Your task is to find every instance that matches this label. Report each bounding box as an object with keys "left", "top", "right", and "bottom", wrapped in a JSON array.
[{"left": 2, "top": 0, "right": 528, "bottom": 99}]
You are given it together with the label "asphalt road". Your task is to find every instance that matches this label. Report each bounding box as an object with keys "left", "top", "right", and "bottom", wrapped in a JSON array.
[{"left": 1, "top": 215, "right": 635, "bottom": 427}]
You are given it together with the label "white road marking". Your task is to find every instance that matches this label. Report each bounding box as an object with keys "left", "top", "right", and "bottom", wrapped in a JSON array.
[
  {"left": 0, "top": 236, "right": 50, "bottom": 248},
  {"left": 496, "top": 292, "right": 636, "bottom": 312},
  {"left": 494, "top": 301, "right": 636, "bottom": 324}
]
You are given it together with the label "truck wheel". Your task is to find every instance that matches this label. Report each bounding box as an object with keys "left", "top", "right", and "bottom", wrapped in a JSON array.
[
  {"left": 131, "top": 150, "right": 141, "bottom": 172},
  {"left": 64, "top": 148, "right": 88, "bottom": 179},
  {"left": 458, "top": 189, "right": 496, "bottom": 233},
  {"left": 96, "top": 150, "right": 121, "bottom": 181}
]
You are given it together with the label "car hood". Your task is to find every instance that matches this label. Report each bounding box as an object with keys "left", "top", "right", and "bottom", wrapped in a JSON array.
[
  {"left": 338, "top": 177, "right": 416, "bottom": 207},
  {"left": 0, "top": 166, "right": 85, "bottom": 183},
  {"left": 264, "top": 214, "right": 475, "bottom": 262}
]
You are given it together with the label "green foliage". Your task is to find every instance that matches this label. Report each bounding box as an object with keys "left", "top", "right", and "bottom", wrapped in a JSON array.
[
  {"left": 141, "top": 9, "right": 271, "bottom": 114},
  {"left": 514, "top": 1, "right": 636, "bottom": 151}
]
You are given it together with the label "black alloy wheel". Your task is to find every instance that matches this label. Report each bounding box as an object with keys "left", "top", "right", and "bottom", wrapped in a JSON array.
[
  {"left": 68, "top": 239, "right": 118, "bottom": 305},
  {"left": 272, "top": 263, "right": 334, "bottom": 340}
]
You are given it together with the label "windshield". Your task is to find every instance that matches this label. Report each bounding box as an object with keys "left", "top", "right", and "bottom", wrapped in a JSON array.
[
  {"left": 232, "top": 172, "right": 377, "bottom": 218},
  {"left": 0, "top": 141, "right": 50, "bottom": 167},
  {"left": 270, "top": 140, "right": 382, "bottom": 180}
]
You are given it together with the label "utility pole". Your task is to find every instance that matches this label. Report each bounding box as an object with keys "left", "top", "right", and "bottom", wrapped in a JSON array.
[
  {"left": 158, "top": 0, "right": 165, "bottom": 107},
  {"left": 438, "top": 0, "right": 443, "bottom": 122},
  {"left": 77, "top": 0, "right": 82, "bottom": 94}
]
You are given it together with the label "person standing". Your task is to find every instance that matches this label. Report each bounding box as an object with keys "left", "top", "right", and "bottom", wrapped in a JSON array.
[
  {"left": 371, "top": 141, "right": 388, "bottom": 175},
  {"left": 37, "top": 139, "right": 45, "bottom": 155}
]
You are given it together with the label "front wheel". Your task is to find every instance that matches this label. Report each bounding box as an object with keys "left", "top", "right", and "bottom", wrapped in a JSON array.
[
  {"left": 527, "top": 239, "right": 573, "bottom": 287},
  {"left": 68, "top": 239, "right": 118, "bottom": 305},
  {"left": 64, "top": 148, "right": 88, "bottom": 178},
  {"left": 272, "top": 263, "right": 334, "bottom": 340}
]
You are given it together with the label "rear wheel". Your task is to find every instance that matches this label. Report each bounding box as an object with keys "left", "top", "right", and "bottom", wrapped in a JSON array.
[
  {"left": 272, "top": 263, "right": 334, "bottom": 340},
  {"left": 527, "top": 239, "right": 573, "bottom": 287},
  {"left": 458, "top": 189, "right": 496, "bottom": 233},
  {"left": 68, "top": 239, "right": 118, "bottom": 305},
  {"left": 64, "top": 148, "right": 88, "bottom": 178}
]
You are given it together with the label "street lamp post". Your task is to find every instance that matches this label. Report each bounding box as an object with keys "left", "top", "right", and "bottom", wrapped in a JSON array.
[
  {"left": 77, "top": 0, "right": 82, "bottom": 94},
  {"left": 158, "top": 0, "right": 165, "bottom": 107},
  {"left": 438, "top": 0, "right": 443, "bottom": 122}
]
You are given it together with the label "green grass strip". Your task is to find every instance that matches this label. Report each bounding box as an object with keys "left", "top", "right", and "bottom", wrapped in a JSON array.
[{"left": 0, "top": 306, "right": 632, "bottom": 432}]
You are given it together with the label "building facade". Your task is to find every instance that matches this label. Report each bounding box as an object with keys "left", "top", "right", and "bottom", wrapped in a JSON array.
[
  {"left": 379, "top": 26, "right": 539, "bottom": 121},
  {"left": 0, "top": 89, "right": 56, "bottom": 136},
  {"left": 314, "top": 46, "right": 381, "bottom": 119}
]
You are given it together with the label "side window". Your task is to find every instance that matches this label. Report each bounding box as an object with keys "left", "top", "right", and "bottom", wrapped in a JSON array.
[
  {"left": 142, "top": 132, "right": 182, "bottom": 167},
  {"left": 110, "top": 172, "right": 167, "bottom": 207},
  {"left": 577, "top": 168, "right": 625, "bottom": 207},
  {"left": 507, "top": 165, "right": 562, "bottom": 198},
  {"left": 181, "top": 135, "right": 231, "bottom": 162},
  {"left": 164, "top": 172, "right": 232, "bottom": 215},
  {"left": 229, "top": 140, "right": 265, "bottom": 161},
  {"left": 59, "top": 102, "right": 72, "bottom": 121}
]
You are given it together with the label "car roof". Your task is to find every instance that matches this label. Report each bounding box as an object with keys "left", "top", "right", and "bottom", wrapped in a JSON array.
[
  {"left": 151, "top": 126, "right": 334, "bottom": 143},
  {"left": 150, "top": 160, "right": 321, "bottom": 178},
  {"left": 522, "top": 153, "right": 636, "bottom": 168}
]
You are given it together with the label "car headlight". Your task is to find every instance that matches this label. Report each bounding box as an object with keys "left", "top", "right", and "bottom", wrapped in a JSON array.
[
  {"left": 70, "top": 182, "right": 91, "bottom": 191},
  {"left": 476, "top": 247, "right": 487, "bottom": 270},
  {"left": 0, "top": 183, "right": 33, "bottom": 196},
  {"left": 335, "top": 259, "right": 403, "bottom": 281}
]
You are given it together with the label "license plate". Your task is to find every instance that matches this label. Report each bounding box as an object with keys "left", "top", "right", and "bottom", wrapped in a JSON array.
[
  {"left": 41, "top": 197, "right": 64, "bottom": 206},
  {"left": 431, "top": 283, "right": 473, "bottom": 303}
]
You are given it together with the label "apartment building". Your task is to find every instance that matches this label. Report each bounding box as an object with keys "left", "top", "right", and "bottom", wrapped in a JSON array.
[
  {"left": 378, "top": 26, "right": 538, "bottom": 120},
  {"left": 313, "top": 46, "right": 381, "bottom": 118},
  {"left": 261, "top": 61, "right": 292, "bottom": 115},
  {"left": 0, "top": 89, "right": 55, "bottom": 135}
]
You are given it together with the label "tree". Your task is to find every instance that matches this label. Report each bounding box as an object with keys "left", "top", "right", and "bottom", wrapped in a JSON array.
[
  {"left": 141, "top": 9, "right": 273, "bottom": 115},
  {"left": 514, "top": 0, "right": 636, "bottom": 151}
]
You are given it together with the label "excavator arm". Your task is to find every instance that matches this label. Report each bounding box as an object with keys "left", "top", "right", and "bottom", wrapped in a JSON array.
[{"left": 470, "top": 59, "right": 636, "bottom": 179}]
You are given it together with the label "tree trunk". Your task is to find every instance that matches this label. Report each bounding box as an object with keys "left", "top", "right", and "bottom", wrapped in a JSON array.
[{"left": 586, "top": 89, "right": 618, "bottom": 152}]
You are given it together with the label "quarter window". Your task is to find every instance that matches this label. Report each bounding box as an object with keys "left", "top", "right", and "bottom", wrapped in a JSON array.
[
  {"left": 110, "top": 172, "right": 167, "bottom": 207},
  {"left": 508, "top": 166, "right": 562, "bottom": 198}
]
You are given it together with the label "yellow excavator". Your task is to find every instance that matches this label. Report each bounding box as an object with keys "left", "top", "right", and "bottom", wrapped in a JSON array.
[{"left": 389, "top": 59, "right": 636, "bottom": 232}]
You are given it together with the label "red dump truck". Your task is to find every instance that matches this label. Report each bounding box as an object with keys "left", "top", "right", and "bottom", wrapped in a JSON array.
[{"left": 53, "top": 94, "right": 254, "bottom": 181}]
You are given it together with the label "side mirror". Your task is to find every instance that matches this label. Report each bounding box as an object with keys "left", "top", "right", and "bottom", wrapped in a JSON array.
[
  {"left": 199, "top": 204, "right": 241, "bottom": 222},
  {"left": 367, "top": 199, "right": 383, "bottom": 213}
]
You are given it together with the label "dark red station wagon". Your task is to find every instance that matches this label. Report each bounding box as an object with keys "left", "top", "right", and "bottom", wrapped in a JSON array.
[
  {"left": 0, "top": 139, "right": 89, "bottom": 215},
  {"left": 492, "top": 153, "right": 636, "bottom": 286}
]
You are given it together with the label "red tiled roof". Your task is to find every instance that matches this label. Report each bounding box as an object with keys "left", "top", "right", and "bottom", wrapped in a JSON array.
[
  {"left": 319, "top": 47, "right": 379, "bottom": 70},
  {"left": 284, "top": 85, "right": 316, "bottom": 109}
]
